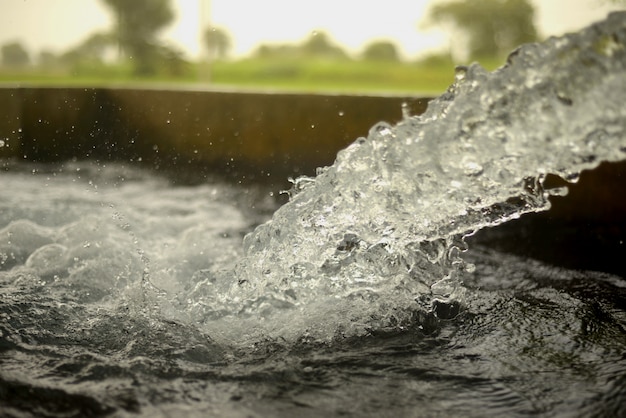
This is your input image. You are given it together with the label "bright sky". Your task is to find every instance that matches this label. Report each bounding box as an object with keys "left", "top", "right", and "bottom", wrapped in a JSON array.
[{"left": 0, "top": 0, "right": 623, "bottom": 61}]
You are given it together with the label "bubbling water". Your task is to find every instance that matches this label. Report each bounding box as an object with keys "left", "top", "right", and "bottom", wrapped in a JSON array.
[{"left": 185, "top": 12, "right": 626, "bottom": 342}]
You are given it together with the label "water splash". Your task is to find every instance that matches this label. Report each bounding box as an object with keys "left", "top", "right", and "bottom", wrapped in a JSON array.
[
  {"left": 2, "top": 15, "right": 626, "bottom": 417},
  {"left": 188, "top": 12, "right": 626, "bottom": 342}
]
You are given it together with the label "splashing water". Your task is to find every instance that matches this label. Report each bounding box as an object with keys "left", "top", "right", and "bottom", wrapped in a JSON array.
[
  {"left": 2, "top": 14, "right": 626, "bottom": 417},
  {"left": 181, "top": 12, "right": 626, "bottom": 342}
]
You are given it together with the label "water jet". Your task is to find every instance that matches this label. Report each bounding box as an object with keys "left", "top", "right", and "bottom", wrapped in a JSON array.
[{"left": 1, "top": 13, "right": 625, "bottom": 417}]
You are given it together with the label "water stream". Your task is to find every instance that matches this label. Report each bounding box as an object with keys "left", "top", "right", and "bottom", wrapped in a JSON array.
[{"left": 1, "top": 13, "right": 625, "bottom": 417}]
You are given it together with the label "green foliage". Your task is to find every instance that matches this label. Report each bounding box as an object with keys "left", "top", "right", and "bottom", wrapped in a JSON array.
[
  {"left": 1, "top": 41, "right": 30, "bottom": 68},
  {"left": 301, "top": 31, "right": 348, "bottom": 59},
  {"left": 362, "top": 40, "right": 400, "bottom": 62},
  {"left": 101, "top": 0, "right": 175, "bottom": 75},
  {"left": 254, "top": 44, "right": 301, "bottom": 59},
  {"left": 203, "top": 27, "right": 232, "bottom": 59},
  {"left": 254, "top": 31, "right": 349, "bottom": 60},
  {"left": 61, "top": 32, "right": 113, "bottom": 68},
  {"left": 425, "top": 0, "right": 538, "bottom": 59},
  {"left": 38, "top": 50, "right": 58, "bottom": 68},
  {"left": 157, "top": 45, "right": 191, "bottom": 77}
]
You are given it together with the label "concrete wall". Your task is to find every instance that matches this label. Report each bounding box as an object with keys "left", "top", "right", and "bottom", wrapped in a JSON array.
[{"left": 0, "top": 87, "right": 429, "bottom": 182}]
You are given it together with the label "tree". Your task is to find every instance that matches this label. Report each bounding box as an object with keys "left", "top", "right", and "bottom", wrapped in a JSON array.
[
  {"left": 77, "top": 32, "right": 113, "bottom": 61},
  {"left": 1, "top": 41, "right": 30, "bottom": 68},
  {"left": 62, "top": 32, "right": 113, "bottom": 66},
  {"left": 203, "top": 27, "right": 231, "bottom": 60},
  {"left": 362, "top": 40, "right": 400, "bottom": 62},
  {"left": 301, "top": 31, "right": 348, "bottom": 59},
  {"left": 424, "top": 0, "right": 538, "bottom": 60},
  {"left": 158, "top": 44, "right": 189, "bottom": 77},
  {"left": 38, "top": 50, "right": 58, "bottom": 68},
  {"left": 58, "top": 32, "right": 116, "bottom": 74},
  {"left": 101, "top": 0, "right": 175, "bottom": 75},
  {"left": 253, "top": 43, "right": 300, "bottom": 59}
]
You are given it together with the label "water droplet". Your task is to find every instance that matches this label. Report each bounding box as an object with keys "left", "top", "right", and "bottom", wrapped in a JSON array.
[
  {"left": 401, "top": 102, "right": 411, "bottom": 119},
  {"left": 463, "top": 161, "right": 484, "bottom": 177},
  {"left": 369, "top": 122, "right": 394, "bottom": 138},
  {"left": 454, "top": 65, "right": 468, "bottom": 82}
]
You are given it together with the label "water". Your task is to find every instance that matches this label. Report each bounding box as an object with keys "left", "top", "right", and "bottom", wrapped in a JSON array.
[{"left": 1, "top": 13, "right": 626, "bottom": 417}]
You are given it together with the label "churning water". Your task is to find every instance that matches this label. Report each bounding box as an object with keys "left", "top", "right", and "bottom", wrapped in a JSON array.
[{"left": 2, "top": 13, "right": 626, "bottom": 417}]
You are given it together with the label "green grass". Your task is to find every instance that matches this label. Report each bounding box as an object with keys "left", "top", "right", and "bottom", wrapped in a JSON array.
[
  {"left": 208, "top": 59, "right": 455, "bottom": 94},
  {"left": 0, "top": 57, "right": 507, "bottom": 95}
]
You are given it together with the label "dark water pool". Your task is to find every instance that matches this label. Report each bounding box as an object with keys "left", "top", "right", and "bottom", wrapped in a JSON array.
[
  {"left": 1, "top": 164, "right": 624, "bottom": 417},
  {"left": 2, "top": 248, "right": 625, "bottom": 417}
]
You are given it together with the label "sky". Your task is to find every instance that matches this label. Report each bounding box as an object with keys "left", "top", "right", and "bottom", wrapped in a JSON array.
[{"left": 0, "top": 0, "right": 623, "bottom": 61}]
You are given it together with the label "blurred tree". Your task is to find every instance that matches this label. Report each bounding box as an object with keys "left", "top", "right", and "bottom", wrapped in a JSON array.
[
  {"left": 158, "top": 44, "right": 189, "bottom": 77},
  {"left": 425, "top": 0, "right": 538, "bottom": 59},
  {"left": 416, "top": 51, "right": 454, "bottom": 67},
  {"left": 203, "top": 27, "right": 231, "bottom": 60},
  {"left": 362, "top": 40, "right": 400, "bottom": 61},
  {"left": 62, "top": 32, "right": 113, "bottom": 66},
  {"left": 254, "top": 44, "right": 299, "bottom": 59},
  {"left": 253, "top": 32, "right": 348, "bottom": 61},
  {"left": 254, "top": 44, "right": 274, "bottom": 59},
  {"left": 38, "top": 50, "right": 58, "bottom": 67},
  {"left": 1, "top": 41, "right": 30, "bottom": 67},
  {"left": 77, "top": 32, "right": 113, "bottom": 61},
  {"left": 101, "top": 0, "right": 175, "bottom": 75},
  {"left": 301, "top": 31, "right": 348, "bottom": 59}
]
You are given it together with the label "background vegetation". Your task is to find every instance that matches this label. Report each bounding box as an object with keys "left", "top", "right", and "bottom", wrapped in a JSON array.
[{"left": 0, "top": 0, "right": 538, "bottom": 94}]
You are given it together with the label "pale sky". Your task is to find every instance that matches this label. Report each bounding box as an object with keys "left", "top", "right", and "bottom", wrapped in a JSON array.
[{"left": 0, "top": 0, "right": 623, "bottom": 61}]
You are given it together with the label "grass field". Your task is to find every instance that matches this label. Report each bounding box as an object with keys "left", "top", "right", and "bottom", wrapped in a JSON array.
[{"left": 0, "top": 57, "right": 506, "bottom": 95}]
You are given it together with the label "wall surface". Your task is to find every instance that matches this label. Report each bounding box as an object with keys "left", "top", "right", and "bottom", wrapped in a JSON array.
[{"left": 0, "top": 86, "right": 429, "bottom": 182}]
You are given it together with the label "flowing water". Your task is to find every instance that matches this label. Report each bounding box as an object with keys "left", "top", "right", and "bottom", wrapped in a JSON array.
[{"left": 2, "top": 13, "right": 626, "bottom": 417}]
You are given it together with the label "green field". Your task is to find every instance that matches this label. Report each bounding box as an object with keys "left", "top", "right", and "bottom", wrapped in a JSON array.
[{"left": 0, "top": 57, "right": 506, "bottom": 95}]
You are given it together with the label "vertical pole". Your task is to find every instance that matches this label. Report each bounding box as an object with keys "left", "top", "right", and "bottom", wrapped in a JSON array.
[{"left": 199, "top": 0, "right": 211, "bottom": 83}]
